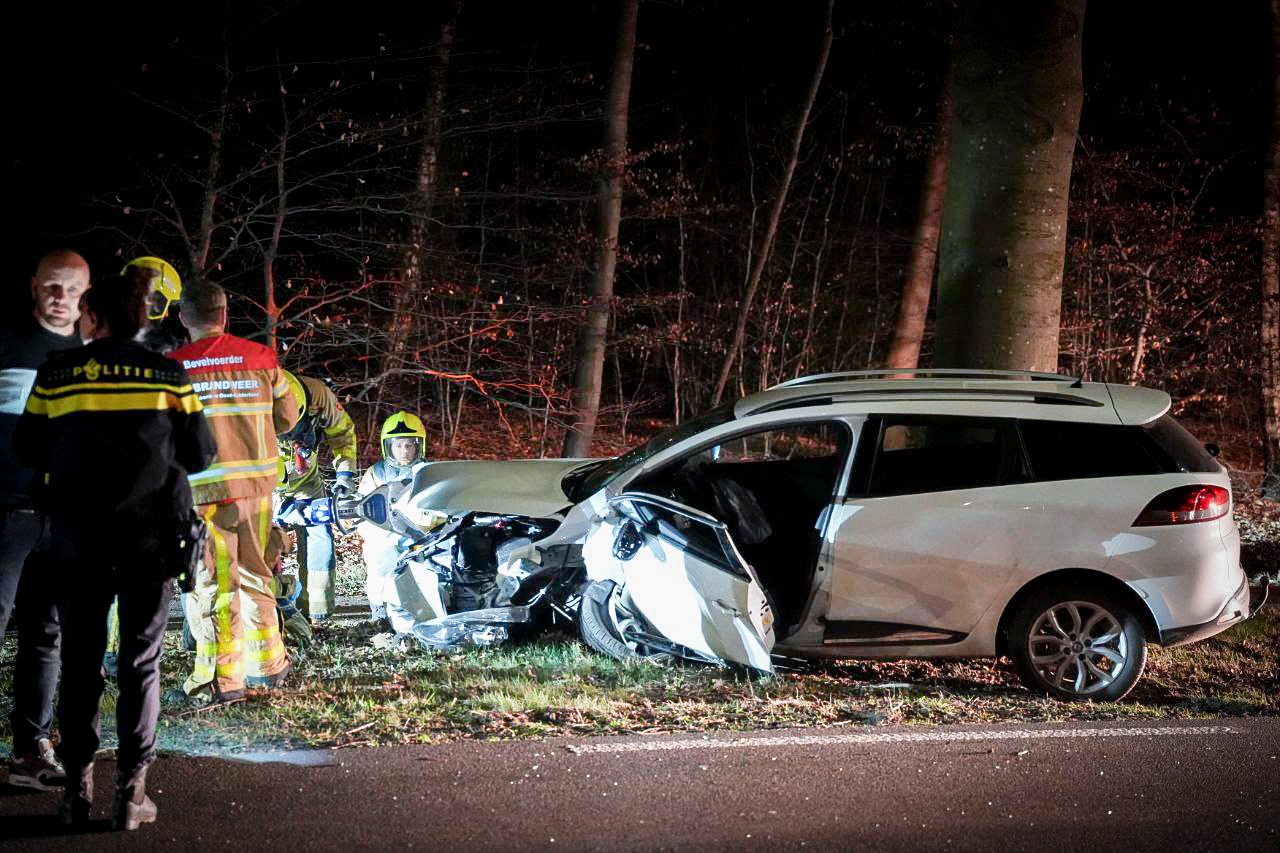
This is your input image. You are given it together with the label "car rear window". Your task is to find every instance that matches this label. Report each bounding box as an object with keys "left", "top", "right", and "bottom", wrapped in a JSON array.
[
  {"left": 1018, "top": 420, "right": 1166, "bottom": 480},
  {"left": 866, "top": 417, "right": 1025, "bottom": 496},
  {"left": 1142, "top": 415, "right": 1221, "bottom": 473}
]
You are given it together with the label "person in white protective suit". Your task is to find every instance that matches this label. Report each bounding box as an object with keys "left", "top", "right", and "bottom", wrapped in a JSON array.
[{"left": 356, "top": 411, "right": 445, "bottom": 633}]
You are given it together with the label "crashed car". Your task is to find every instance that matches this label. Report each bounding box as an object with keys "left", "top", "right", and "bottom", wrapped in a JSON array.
[{"left": 345, "top": 369, "right": 1265, "bottom": 701}]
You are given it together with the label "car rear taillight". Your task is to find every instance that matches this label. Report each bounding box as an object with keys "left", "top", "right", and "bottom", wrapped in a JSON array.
[{"left": 1132, "top": 485, "right": 1230, "bottom": 526}]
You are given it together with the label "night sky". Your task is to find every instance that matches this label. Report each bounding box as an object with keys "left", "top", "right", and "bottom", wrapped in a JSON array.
[{"left": 7, "top": 1, "right": 1271, "bottom": 300}]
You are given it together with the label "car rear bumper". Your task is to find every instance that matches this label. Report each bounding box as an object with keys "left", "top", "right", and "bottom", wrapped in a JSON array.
[{"left": 1158, "top": 575, "right": 1257, "bottom": 647}]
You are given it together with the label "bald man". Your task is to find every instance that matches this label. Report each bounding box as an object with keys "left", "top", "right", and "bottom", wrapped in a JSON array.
[{"left": 1, "top": 249, "right": 90, "bottom": 790}]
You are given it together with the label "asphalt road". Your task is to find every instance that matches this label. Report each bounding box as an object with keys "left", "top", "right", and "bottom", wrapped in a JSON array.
[{"left": 2, "top": 717, "right": 1276, "bottom": 851}]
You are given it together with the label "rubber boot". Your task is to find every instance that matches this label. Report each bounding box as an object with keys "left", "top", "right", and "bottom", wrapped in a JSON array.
[
  {"left": 58, "top": 763, "right": 94, "bottom": 828},
  {"left": 112, "top": 767, "right": 157, "bottom": 831}
]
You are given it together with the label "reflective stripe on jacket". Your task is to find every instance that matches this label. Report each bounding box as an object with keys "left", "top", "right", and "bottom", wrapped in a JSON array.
[
  {"left": 13, "top": 337, "right": 216, "bottom": 521},
  {"left": 169, "top": 333, "right": 300, "bottom": 504}
]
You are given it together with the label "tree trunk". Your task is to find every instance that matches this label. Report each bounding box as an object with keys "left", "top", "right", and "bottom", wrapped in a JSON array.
[
  {"left": 384, "top": 1, "right": 460, "bottom": 382},
  {"left": 884, "top": 63, "right": 954, "bottom": 371},
  {"left": 711, "top": 0, "right": 834, "bottom": 405},
  {"left": 1262, "top": 0, "right": 1280, "bottom": 500},
  {"left": 263, "top": 70, "right": 289, "bottom": 351},
  {"left": 933, "top": 0, "right": 1086, "bottom": 371},
  {"left": 561, "top": 0, "right": 639, "bottom": 457},
  {"left": 191, "top": 50, "right": 231, "bottom": 275}
]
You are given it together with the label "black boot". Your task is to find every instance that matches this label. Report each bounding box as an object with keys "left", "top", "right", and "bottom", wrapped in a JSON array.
[
  {"left": 58, "top": 763, "right": 94, "bottom": 828},
  {"left": 112, "top": 767, "right": 157, "bottom": 831}
]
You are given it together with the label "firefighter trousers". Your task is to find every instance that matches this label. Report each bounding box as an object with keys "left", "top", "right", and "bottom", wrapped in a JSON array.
[
  {"left": 292, "top": 521, "right": 335, "bottom": 620},
  {"left": 184, "top": 496, "right": 288, "bottom": 697}
]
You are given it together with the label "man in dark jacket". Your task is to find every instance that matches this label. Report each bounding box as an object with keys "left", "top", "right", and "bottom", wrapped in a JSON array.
[
  {"left": 0, "top": 249, "right": 90, "bottom": 791},
  {"left": 14, "top": 270, "right": 216, "bottom": 831}
]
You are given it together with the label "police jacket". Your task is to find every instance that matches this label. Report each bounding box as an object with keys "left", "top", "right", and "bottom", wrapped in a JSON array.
[
  {"left": 12, "top": 337, "right": 217, "bottom": 524},
  {"left": 168, "top": 333, "right": 299, "bottom": 504}
]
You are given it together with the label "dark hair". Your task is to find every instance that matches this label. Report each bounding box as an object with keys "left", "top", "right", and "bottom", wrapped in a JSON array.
[
  {"left": 179, "top": 277, "right": 227, "bottom": 327},
  {"left": 82, "top": 270, "right": 149, "bottom": 339}
]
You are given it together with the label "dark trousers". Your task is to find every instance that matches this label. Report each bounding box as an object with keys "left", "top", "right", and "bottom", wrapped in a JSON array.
[
  {"left": 0, "top": 508, "right": 60, "bottom": 756},
  {"left": 53, "top": 527, "right": 171, "bottom": 778}
]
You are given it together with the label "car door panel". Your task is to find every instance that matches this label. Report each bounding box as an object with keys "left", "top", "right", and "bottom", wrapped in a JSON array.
[
  {"left": 582, "top": 493, "right": 776, "bottom": 672},
  {"left": 828, "top": 485, "right": 1048, "bottom": 639}
]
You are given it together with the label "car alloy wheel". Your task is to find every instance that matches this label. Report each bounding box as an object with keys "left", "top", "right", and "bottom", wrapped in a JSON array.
[
  {"left": 1027, "top": 600, "right": 1129, "bottom": 696},
  {"left": 1009, "top": 585, "right": 1147, "bottom": 702}
]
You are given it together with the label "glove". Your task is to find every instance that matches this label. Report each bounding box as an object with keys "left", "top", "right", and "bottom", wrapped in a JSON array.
[
  {"left": 333, "top": 470, "right": 356, "bottom": 499},
  {"left": 274, "top": 497, "right": 307, "bottom": 527}
]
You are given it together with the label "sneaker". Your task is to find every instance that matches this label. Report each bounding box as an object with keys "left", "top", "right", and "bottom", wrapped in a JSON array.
[{"left": 8, "top": 738, "right": 66, "bottom": 791}]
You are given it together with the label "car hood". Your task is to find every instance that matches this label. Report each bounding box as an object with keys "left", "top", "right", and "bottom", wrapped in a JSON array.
[{"left": 406, "top": 458, "right": 597, "bottom": 518}]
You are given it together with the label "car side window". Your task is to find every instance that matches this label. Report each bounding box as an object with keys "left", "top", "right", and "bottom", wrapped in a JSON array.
[
  {"left": 865, "top": 417, "right": 1026, "bottom": 497},
  {"left": 707, "top": 421, "right": 846, "bottom": 463},
  {"left": 627, "top": 499, "right": 734, "bottom": 573},
  {"left": 1018, "top": 420, "right": 1167, "bottom": 480},
  {"left": 629, "top": 421, "right": 850, "bottom": 530}
]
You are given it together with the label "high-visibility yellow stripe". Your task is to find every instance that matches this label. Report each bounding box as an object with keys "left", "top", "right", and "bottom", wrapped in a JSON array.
[
  {"left": 32, "top": 380, "right": 195, "bottom": 398},
  {"left": 204, "top": 505, "right": 240, "bottom": 687},
  {"left": 203, "top": 403, "right": 274, "bottom": 416},
  {"left": 188, "top": 459, "right": 280, "bottom": 484},
  {"left": 256, "top": 494, "right": 271, "bottom": 547},
  {"left": 26, "top": 389, "right": 202, "bottom": 417}
]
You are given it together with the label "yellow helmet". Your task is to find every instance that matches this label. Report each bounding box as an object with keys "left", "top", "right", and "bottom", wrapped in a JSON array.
[
  {"left": 122, "top": 256, "right": 182, "bottom": 320},
  {"left": 380, "top": 411, "right": 427, "bottom": 462},
  {"left": 281, "top": 369, "right": 308, "bottom": 419}
]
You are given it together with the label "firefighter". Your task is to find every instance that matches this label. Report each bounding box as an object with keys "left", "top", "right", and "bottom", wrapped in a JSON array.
[
  {"left": 13, "top": 269, "right": 216, "bottom": 830},
  {"left": 168, "top": 278, "right": 300, "bottom": 702},
  {"left": 276, "top": 370, "right": 358, "bottom": 623},
  {"left": 0, "top": 249, "right": 90, "bottom": 791},
  {"left": 356, "top": 411, "right": 440, "bottom": 631}
]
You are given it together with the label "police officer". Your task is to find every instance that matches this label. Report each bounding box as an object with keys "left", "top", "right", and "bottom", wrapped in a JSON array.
[{"left": 13, "top": 269, "right": 216, "bottom": 830}]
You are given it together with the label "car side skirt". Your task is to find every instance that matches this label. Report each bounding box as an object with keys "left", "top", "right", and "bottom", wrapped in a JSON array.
[{"left": 821, "top": 620, "right": 967, "bottom": 646}]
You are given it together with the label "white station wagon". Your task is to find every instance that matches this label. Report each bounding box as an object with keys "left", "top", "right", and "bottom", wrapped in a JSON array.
[{"left": 356, "top": 370, "right": 1262, "bottom": 701}]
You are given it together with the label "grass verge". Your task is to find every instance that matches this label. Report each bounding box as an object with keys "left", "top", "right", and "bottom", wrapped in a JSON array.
[{"left": 4, "top": 602, "right": 1273, "bottom": 756}]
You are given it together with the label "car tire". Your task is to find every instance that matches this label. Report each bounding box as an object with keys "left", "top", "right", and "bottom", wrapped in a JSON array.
[
  {"left": 578, "top": 580, "right": 636, "bottom": 662},
  {"left": 1009, "top": 584, "right": 1147, "bottom": 702}
]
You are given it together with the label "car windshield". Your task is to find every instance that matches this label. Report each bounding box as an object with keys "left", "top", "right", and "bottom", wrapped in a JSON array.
[{"left": 561, "top": 403, "right": 737, "bottom": 502}]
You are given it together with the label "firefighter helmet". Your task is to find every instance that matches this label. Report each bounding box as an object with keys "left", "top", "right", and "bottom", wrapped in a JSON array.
[
  {"left": 380, "top": 411, "right": 427, "bottom": 462},
  {"left": 122, "top": 256, "right": 182, "bottom": 320}
]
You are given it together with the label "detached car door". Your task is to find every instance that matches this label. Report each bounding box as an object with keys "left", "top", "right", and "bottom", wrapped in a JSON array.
[{"left": 583, "top": 492, "right": 777, "bottom": 673}]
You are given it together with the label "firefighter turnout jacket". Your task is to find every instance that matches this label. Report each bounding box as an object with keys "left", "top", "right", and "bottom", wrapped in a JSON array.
[
  {"left": 278, "top": 373, "right": 357, "bottom": 499},
  {"left": 168, "top": 334, "right": 300, "bottom": 504},
  {"left": 12, "top": 338, "right": 217, "bottom": 522}
]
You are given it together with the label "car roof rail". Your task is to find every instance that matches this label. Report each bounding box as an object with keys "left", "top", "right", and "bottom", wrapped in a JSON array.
[
  {"left": 770, "top": 369, "right": 1084, "bottom": 389},
  {"left": 747, "top": 387, "right": 1105, "bottom": 415}
]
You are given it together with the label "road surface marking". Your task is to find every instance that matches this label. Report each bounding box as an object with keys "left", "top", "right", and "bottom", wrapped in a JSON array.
[{"left": 566, "top": 724, "right": 1237, "bottom": 755}]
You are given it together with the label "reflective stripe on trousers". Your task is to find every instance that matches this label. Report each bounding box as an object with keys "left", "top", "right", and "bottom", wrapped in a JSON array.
[{"left": 183, "top": 495, "right": 287, "bottom": 696}]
